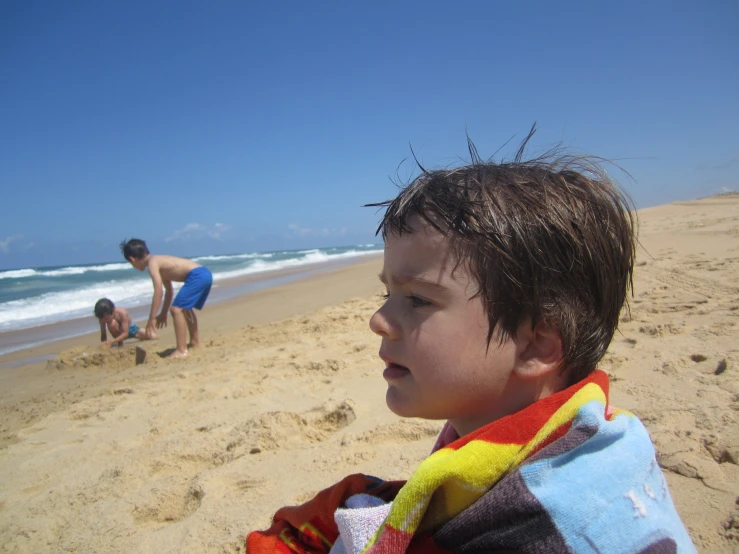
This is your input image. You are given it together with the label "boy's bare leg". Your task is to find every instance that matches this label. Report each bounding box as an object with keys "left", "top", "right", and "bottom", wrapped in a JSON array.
[
  {"left": 108, "top": 321, "right": 122, "bottom": 337},
  {"left": 185, "top": 310, "right": 200, "bottom": 349},
  {"left": 135, "top": 329, "right": 152, "bottom": 341},
  {"left": 169, "top": 306, "right": 189, "bottom": 358}
]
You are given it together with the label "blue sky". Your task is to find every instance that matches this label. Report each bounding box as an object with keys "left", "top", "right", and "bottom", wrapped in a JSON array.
[{"left": 1, "top": 1, "right": 737, "bottom": 270}]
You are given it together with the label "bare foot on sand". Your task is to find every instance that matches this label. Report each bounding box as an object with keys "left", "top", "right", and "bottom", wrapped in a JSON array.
[
  {"left": 167, "top": 350, "right": 189, "bottom": 359},
  {"left": 187, "top": 341, "right": 200, "bottom": 349}
]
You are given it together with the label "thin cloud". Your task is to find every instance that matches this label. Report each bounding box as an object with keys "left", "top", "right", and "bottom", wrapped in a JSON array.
[
  {"left": 286, "top": 224, "right": 347, "bottom": 239},
  {"left": 697, "top": 154, "right": 739, "bottom": 171},
  {"left": 165, "top": 223, "right": 231, "bottom": 242},
  {"left": 0, "top": 234, "right": 23, "bottom": 254}
]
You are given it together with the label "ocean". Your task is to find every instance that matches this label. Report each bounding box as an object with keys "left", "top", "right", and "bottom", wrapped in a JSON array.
[{"left": 0, "top": 244, "right": 382, "bottom": 357}]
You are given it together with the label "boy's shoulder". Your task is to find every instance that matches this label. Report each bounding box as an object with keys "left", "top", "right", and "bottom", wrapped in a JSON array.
[
  {"left": 441, "top": 400, "right": 694, "bottom": 551},
  {"left": 150, "top": 254, "right": 195, "bottom": 265},
  {"left": 146, "top": 254, "right": 174, "bottom": 269},
  {"left": 147, "top": 254, "right": 201, "bottom": 280}
]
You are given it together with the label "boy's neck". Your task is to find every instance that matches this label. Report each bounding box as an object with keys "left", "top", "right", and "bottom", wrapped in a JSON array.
[
  {"left": 451, "top": 371, "right": 569, "bottom": 437},
  {"left": 130, "top": 254, "right": 152, "bottom": 271}
]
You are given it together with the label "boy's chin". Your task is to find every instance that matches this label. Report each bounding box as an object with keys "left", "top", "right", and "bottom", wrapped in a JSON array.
[{"left": 385, "top": 389, "right": 422, "bottom": 419}]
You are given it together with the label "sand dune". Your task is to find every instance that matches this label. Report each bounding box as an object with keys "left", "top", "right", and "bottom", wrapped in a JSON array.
[{"left": 0, "top": 195, "right": 737, "bottom": 552}]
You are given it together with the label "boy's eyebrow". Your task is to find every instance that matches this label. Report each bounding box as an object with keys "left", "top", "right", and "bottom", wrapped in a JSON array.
[{"left": 378, "top": 272, "right": 447, "bottom": 291}]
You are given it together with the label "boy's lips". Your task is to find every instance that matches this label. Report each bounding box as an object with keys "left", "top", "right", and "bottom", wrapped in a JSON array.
[
  {"left": 379, "top": 351, "right": 409, "bottom": 380},
  {"left": 383, "top": 363, "right": 410, "bottom": 380}
]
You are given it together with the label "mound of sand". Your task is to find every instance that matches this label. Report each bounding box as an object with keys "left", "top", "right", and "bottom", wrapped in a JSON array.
[{"left": 47, "top": 344, "right": 156, "bottom": 370}]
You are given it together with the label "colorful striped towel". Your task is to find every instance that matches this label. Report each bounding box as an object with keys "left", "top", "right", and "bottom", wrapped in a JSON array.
[{"left": 246, "top": 370, "right": 695, "bottom": 553}]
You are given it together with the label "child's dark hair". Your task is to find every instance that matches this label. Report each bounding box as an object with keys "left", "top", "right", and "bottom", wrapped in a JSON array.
[
  {"left": 120, "top": 238, "right": 149, "bottom": 261},
  {"left": 369, "top": 127, "right": 636, "bottom": 384},
  {"left": 94, "top": 298, "right": 115, "bottom": 319}
]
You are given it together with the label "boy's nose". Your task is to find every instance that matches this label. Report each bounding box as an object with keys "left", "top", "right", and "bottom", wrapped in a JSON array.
[{"left": 369, "top": 305, "right": 399, "bottom": 340}]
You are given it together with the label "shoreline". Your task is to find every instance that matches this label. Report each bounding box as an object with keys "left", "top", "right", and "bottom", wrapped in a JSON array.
[
  {"left": 0, "top": 255, "right": 385, "bottom": 451},
  {"left": 0, "top": 254, "right": 382, "bottom": 366}
]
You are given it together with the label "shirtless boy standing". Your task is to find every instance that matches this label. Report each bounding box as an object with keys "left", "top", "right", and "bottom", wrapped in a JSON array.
[{"left": 120, "top": 238, "right": 213, "bottom": 358}]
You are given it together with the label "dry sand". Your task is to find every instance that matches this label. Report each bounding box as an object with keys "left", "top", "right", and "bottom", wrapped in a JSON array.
[{"left": 1, "top": 195, "right": 738, "bottom": 553}]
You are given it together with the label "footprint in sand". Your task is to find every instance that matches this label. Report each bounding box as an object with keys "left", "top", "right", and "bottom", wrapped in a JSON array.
[
  {"left": 131, "top": 478, "right": 205, "bottom": 526},
  {"left": 340, "top": 419, "right": 442, "bottom": 447},
  {"left": 306, "top": 359, "right": 345, "bottom": 374},
  {"left": 638, "top": 323, "right": 685, "bottom": 337},
  {"left": 223, "top": 401, "right": 357, "bottom": 455},
  {"left": 234, "top": 478, "right": 265, "bottom": 492}
]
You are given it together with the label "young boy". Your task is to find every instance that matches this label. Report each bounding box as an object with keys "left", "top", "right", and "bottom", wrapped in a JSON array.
[
  {"left": 120, "top": 238, "right": 213, "bottom": 359},
  {"left": 93, "top": 297, "right": 151, "bottom": 346},
  {"left": 247, "top": 131, "right": 695, "bottom": 553}
]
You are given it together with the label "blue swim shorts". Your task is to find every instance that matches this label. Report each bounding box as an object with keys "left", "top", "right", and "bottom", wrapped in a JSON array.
[
  {"left": 128, "top": 323, "right": 141, "bottom": 338},
  {"left": 172, "top": 266, "right": 213, "bottom": 310}
]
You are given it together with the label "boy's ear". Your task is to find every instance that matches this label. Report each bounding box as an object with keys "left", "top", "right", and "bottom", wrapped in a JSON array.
[{"left": 513, "top": 321, "right": 564, "bottom": 381}]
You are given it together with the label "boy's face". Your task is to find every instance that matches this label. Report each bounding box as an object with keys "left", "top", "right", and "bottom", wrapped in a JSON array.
[
  {"left": 370, "top": 217, "right": 526, "bottom": 436},
  {"left": 127, "top": 257, "right": 146, "bottom": 271},
  {"left": 99, "top": 314, "right": 114, "bottom": 324}
]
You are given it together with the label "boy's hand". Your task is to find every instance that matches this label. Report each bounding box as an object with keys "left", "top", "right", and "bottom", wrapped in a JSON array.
[{"left": 155, "top": 313, "right": 168, "bottom": 329}]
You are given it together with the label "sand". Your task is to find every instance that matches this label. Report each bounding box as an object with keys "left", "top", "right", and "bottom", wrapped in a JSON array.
[{"left": 1, "top": 195, "right": 738, "bottom": 553}]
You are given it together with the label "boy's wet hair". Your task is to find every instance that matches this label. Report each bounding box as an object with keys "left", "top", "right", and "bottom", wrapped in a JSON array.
[
  {"left": 369, "top": 126, "right": 636, "bottom": 384},
  {"left": 120, "top": 238, "right": 149, "bottom": 261},
  {"left": 94, "top": 298, "right": 115, "bottom": 319}
]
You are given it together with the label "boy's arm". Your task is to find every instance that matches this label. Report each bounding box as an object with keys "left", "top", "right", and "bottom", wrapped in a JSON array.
[
  {"left": 162, "top": 281, "right": 174, "bottom": 314},
  {"left": 99, "top": 321, "right": 107, "bottom": 342},
  {"left": 155, "top": 280, "right": 173, "bottom": 327},
  {"left": 109, "top": 311, "right": 131, "bottom": 346},
  {"left": 246, "top": 474, "right": 403, "bottom": 554},
  {"left": 146, "top": 258, "right": 165, "bottom": 335}
]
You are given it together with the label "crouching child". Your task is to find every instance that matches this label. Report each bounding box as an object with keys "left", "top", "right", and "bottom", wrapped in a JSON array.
[{"left": 94, "top": 297, "right": 151, "bottom": 347}]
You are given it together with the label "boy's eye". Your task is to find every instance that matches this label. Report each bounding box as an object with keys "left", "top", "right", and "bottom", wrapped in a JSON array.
[
  {"left": 381, "top": 292, "right": 430, "bottom": 308},
  {"left": 407, "top": 295, "right": 431, "bottom": 308}
]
